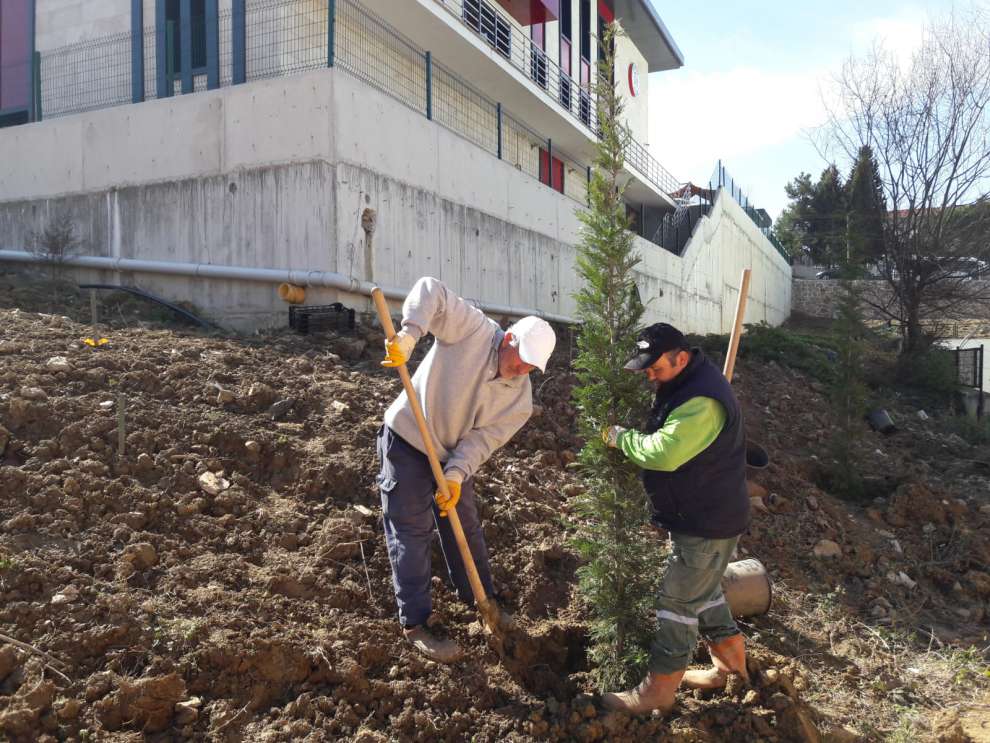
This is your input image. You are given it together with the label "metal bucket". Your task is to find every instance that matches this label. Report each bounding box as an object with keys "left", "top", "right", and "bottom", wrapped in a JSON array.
[
  {"left": 745, "top": 441, "right": 769, "bottom": 470},
  {"left": 866, "top": 409, "right": 896, "bottom": 434},
  {"left": 722, "top": 558, "right": 772, "bottom": 618}
]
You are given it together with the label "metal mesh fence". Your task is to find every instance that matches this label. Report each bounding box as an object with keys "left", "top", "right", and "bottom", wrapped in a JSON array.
[
  {"left": 335, "top": 0, "right": 426, "bottom": 115},
  {"left": 40, "top": 31, "right": 132, "bottom": 118},
  {"left": 244, "top": 0, "right": 326, "bottom": 82},
  {"left": 431, "top": 60, "right": 498, "bottom": 156}
]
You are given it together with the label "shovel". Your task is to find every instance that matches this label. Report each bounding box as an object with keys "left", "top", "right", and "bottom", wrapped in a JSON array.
[{"left": 370, "top": 287, "right": 506, "bottom": 638}]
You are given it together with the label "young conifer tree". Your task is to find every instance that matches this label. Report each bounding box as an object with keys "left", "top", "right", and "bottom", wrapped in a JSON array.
[
  {"left": 827, "top": 153, "right": 877, "bottom": 499},
  {"left": 570, "top": 23, "right": 666, "bottom": 690}
]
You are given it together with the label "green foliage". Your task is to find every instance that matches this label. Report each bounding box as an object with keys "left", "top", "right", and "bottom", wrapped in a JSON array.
[
  {"left": 775, "top": 165, "right": 849, "bottom": 266},
  {"left": 826, "top": 280, "right": 869, "bottom": 501},
  {"left": 846, "top": 145, "right": 887, "bottom": 266},
  {"left": 940, "top": 413, "right": 990, "bottom": 445},
  {"left": 570, "top": 23, "right": 665, "bottom": 691},
  {"left": 736, "top": 322, "right": 838, "bottom": 383},
  {"left": 896, "top": 347, "right": 957, "bottom": 402}
]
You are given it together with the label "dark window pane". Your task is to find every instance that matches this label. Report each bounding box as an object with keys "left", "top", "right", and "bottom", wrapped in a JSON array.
[{"left": 191, "top": 0, "right": 207, "bottom": 69}]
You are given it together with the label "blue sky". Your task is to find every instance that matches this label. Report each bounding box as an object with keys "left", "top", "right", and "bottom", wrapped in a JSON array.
[{"left": 645, "top": 0, "right": 963, "bottom": 220}]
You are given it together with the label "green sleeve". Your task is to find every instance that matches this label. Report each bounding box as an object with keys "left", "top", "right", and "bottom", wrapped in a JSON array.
[{"left": 616, "top": 397, "right": 727, "bottom": 472}]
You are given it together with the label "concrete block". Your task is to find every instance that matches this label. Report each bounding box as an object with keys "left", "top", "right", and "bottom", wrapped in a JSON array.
[
  {"left": 82, "top": 95, "right": 224, "bottom": 192},
  {"left": 0, "top": 119, "right": 85, "bottom": 200},
  {"left": 224, "top": 70, "right": 335, "bottom": 171}
]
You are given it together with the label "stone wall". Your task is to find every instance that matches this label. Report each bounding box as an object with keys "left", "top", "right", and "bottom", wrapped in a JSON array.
[{"left": 793, "top": 279, "right": 990, "bottom": 335}]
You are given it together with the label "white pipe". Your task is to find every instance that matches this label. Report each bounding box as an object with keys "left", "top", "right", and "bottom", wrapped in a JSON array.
[{"left": 0, "top": 250, "right": 576, "bottom": 324}]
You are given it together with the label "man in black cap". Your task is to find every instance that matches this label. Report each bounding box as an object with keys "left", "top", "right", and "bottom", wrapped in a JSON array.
[{"left": 600, "top": 322, "right": 751, "bottom": 715}]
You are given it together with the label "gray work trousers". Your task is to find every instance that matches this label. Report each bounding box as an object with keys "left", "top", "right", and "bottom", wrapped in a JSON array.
[
  {"left": 649, "top": 532, "right": 741, "bottom": 674},
  {"left": 376, "top": 426, "right": 495, "bottom": 628}
]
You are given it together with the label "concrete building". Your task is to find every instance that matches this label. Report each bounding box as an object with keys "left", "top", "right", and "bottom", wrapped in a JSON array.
[{"left": 0, "top": 0, "right": 791, "bottom": 330}]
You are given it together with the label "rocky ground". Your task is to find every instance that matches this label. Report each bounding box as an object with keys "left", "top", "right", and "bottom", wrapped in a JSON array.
[{"left": 1, "top": 274, "right": 988, "bottom": 742}]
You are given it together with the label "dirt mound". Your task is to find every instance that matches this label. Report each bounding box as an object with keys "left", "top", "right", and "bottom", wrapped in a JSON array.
[{"left": 1, "top": 292, "right": 988, "bottom": 740}]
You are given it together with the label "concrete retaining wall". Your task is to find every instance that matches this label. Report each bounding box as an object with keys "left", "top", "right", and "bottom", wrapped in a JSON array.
[{"left": 0, "top": 65, "right": 789, "bottom": 331}]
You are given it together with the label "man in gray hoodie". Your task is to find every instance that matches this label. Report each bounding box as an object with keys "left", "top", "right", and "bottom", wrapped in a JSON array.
[{"left": 377, "top": 276, "right": 556, "bottom": 662}]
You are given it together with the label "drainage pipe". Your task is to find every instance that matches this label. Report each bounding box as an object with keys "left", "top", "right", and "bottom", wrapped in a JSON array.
[{"left": 0, "top": 250, "right": 576, "bottom": 324}]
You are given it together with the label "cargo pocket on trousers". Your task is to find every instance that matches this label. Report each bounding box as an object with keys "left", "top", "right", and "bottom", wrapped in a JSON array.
[
  {"left": 376, "top": 428, "right": 398, "bottom": 511},
  {"left": 663, "top": 543, "right": 721, "bottom": 603}
]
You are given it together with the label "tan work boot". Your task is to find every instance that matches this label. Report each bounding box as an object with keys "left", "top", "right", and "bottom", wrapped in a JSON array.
[
  {"left": 682, "top": 634, "right": 749, "bottom": 690},
  {"left": 403, "top": 626, "right": 463, "bottom": 664},
  {"left": 601, "top": 670, "right": 685, "bottom": 715}
]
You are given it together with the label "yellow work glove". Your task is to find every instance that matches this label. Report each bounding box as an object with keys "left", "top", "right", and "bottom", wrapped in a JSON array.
[
  {"left": 381, "top": 330, "right": 416, "bottom": 368},
  {"left": 435, "top": 472, "right": 463, "bottom": 517},
  {"left": 601, "top": 425, "right": 627, "bottom": 448}
]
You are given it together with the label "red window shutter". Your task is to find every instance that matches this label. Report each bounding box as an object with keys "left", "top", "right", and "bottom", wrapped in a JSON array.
[
  {"left": 552, "top": 156, "right": 564, "bottom": 193},
  {"left": 540, "top": 148, "right": 565, "bottom": 193},
  {"left": 597, "top": 0, "right": 614, "bottom": 23}
]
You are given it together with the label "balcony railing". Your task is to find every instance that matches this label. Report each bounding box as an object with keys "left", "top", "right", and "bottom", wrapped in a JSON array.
[{"left": 435, "top": 0, "right": 679, "bottom": 196}]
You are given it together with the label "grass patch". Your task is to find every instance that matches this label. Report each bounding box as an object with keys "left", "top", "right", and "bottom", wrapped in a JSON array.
[{"left": 940, "top": 414, "right": 990, "bottom": 446}]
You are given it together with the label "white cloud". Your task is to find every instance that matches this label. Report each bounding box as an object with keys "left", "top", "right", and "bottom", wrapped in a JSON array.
[
  {"left": 848, "top": 6, "right": 928, "bottom": 66},
  {"left": 645, "top": 6, "right": 930, "bottom": 201},
  {"left": 647, "top": 66, "right": 828, "bottom": 186}
]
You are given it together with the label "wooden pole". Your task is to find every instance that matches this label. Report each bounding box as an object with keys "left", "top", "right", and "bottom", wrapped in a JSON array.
[{"left": 723, "top": 268, "right": 752, "bottom": 383}]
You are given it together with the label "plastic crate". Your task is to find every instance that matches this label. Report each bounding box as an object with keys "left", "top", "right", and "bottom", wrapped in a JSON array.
[{"left": 288, "top": 303, "right": 356, "bottom": 334}]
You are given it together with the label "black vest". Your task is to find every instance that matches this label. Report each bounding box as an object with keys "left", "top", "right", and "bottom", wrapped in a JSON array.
[{"left": 641, "top": 349, "right": 750, "bottom": 538}]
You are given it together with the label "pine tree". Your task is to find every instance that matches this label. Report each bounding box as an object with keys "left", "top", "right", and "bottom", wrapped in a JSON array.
[
  {"left": 810, "top": 165, "right": 849, "bottom": 268},
  {"left": 570, "top": 23, "right": 666, "bottom": 691},
  {"left": 845, "top": 145, "right": 887, "bottom": 269},
  {"left": 825, "top": 153, "right": 878, "bottom": 500}
]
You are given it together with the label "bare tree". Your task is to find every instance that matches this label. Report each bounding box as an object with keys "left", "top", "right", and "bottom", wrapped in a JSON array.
[
  {"left": 26, "top": 214, "right": 84, "bottom": 283},
  {"left": 819, "top": 6, "right": 990, "bottom": 356}
]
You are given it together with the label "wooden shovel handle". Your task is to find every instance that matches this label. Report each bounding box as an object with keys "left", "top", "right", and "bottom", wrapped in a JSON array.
[
  {"left": 723, "top": 268, "right": 751, "bottom": 383},
  {"left": 370, "top": 288, "right": 496, "bottom": 624}
]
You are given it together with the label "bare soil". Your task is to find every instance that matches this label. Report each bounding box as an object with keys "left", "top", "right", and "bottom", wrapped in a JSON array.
[{"left": 1, "top": 273, "right": 988, "bottom": 741}]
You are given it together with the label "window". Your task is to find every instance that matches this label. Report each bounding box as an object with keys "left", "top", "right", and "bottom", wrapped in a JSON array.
[
  {"left": 530, "top": 23, "right": 547, "bottom": 89},
  {"left": 463, "top": 0, "right": 511, "bottom": 59},
  {"left": 0, "top": 0, "right": 32, "bottom": 126},
  {"left": 162, "top": 0, "right": 207, "bottom": 76},
  {"left": 169, "top": 0, "right": 206, "bottom": 70},
  {"left": 559, "top": 1, "right": 572, "bottom": 108},
  {"left": 579, "top": 0, "right": 591, "bottom": 61},
  {"left": 597, "top": 0, "right": 615, "bottom": 83}
]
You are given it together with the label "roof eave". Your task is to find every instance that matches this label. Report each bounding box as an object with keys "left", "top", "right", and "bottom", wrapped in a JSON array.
[{"left": 612, "top": 0, "right": 684, "bottom": 72}]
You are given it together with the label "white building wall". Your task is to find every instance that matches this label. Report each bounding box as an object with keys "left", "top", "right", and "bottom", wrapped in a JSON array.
[
  {"left": 0, "top": 63, "right": 787, "bottom": 330},
  {"left": 35, "top": 0, "right": 130, "bottom": 51},
  {"left": 614, "top": 30, "right": 648, "bottom": 144}
]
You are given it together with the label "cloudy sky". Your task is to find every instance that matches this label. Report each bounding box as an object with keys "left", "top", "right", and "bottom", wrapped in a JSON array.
[{"left": 644, "top": 0, "right": 963, "bottom": 221}]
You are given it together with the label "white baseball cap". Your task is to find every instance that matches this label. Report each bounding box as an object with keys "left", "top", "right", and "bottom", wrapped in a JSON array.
[{"left": 508, "top": 316, "right": 556, "bottom": 373}]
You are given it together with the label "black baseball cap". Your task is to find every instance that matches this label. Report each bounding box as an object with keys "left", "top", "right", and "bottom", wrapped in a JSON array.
[{"left": 623, "top": 323, "right": 688, "bottom": 370}]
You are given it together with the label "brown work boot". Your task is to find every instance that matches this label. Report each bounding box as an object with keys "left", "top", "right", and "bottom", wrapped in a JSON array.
[
  {"left": 682, "top": 634, "right": 749, "bottom": 690},
  {"left": 403, "top": 626, "right": 463, "bottom": 664},
  {"left": 601, "top": 670, "right": 685, "bottom": 715}
]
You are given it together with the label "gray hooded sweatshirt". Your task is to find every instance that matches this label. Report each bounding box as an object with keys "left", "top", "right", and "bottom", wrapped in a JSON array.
[{"left": 383, "top": 277, "right": 532, "bottom": 481}]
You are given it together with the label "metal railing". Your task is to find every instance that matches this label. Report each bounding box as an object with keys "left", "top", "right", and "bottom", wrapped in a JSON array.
[
  {"left": 710, "top": 161, "right": 791, "bottom": 263},
  {"left": 956, "top": 345, "right": 985, "bottom": 418},
  {"left": 434, "top": 0, "right": 678, "bottom": 196}
]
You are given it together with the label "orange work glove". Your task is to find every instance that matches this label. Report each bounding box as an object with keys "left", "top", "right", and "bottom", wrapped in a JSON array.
[
  {"left": 435, "top": 475, "right": 462, "bottom": 517},
  {"left": 381, "top": 330, "right": 416, "bottom": 368}
]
